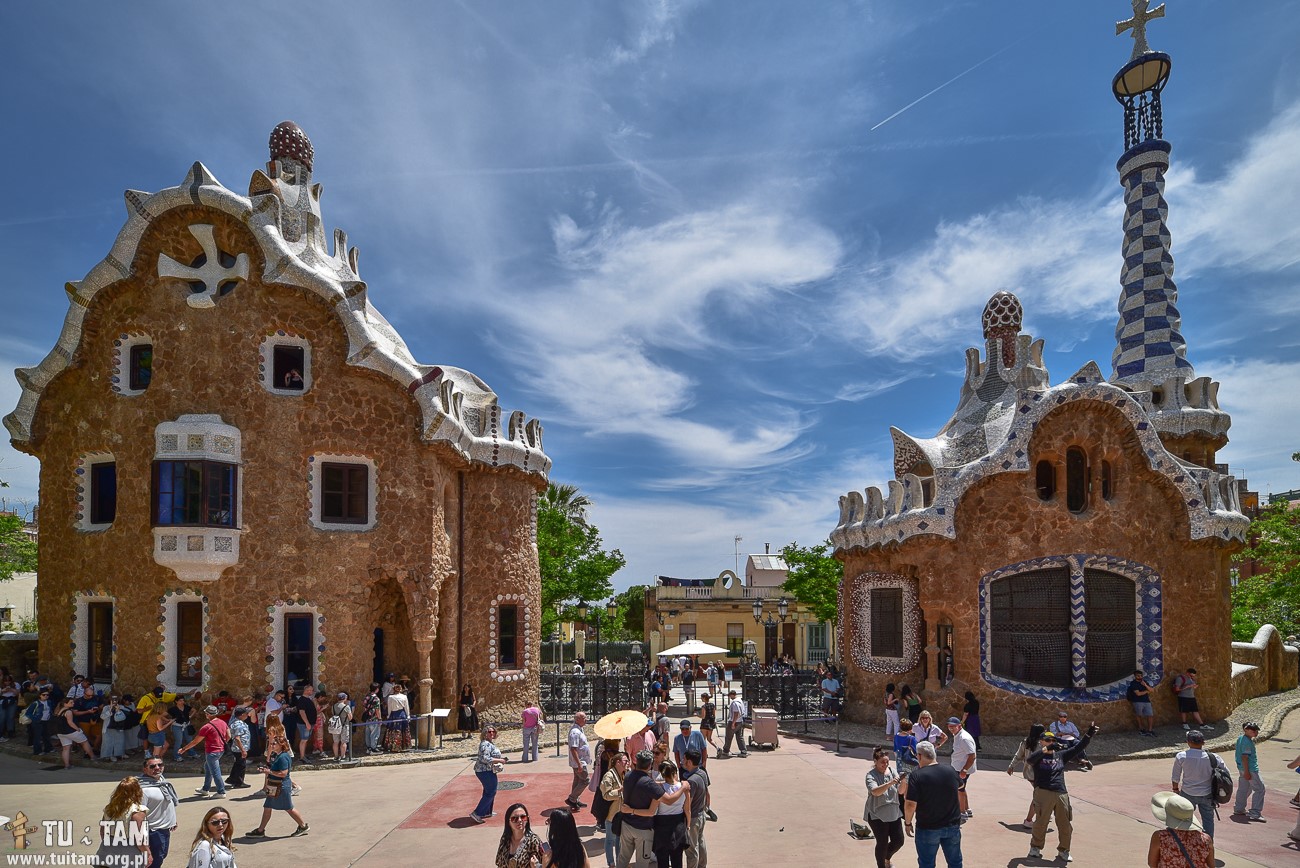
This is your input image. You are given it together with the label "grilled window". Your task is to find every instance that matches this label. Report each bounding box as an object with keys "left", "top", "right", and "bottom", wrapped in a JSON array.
[
  {"left": 990, "top": 568, "right": 1072, "bottom": 688},
  {"left": 1084, "top": 569, "right": 1136, "bottom": 686},
  {"left": 870, "top": 588, "right": 904, "bottom": 658}
]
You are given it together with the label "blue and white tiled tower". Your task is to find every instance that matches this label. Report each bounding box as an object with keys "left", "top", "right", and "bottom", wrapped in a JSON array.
[{"left": 1107, "top": 3, "right": 1230, "bottom": 455}]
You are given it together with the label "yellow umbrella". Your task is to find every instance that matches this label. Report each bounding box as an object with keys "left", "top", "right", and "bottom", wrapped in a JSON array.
[{"left": 593, "top": 709, "right": 651, "bottom": 740}]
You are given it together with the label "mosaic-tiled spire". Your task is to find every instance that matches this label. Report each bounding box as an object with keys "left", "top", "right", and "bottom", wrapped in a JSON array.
[
  {"left": 1110, "top": 141, "right": 1193, "bottom": 387},
  {"left": 1108, "top": 3, "right": 1193, "bottom": 389}
]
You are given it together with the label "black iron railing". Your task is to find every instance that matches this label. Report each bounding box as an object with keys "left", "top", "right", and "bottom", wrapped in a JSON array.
[
  {"left": 541, "top": 671, "right": 649, "bottom": 719},
  {"left": 739, "top": 669, "right": 825, "bottom": 722}
]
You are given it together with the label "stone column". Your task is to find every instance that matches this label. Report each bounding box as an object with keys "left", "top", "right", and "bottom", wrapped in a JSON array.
[{"left": 415, "top": 638, "right": 434, "bottom": 747}]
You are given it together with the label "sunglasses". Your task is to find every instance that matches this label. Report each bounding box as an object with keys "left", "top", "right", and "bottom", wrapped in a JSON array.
[
  {"left": 208, "top": 818, "right": 230, "bottom": 826},
  {"left": 146, "top": 763, "right": 164, "bottom": 768},
  {"left": 510, "top": 815, "right": 529, "bottom": 823}
]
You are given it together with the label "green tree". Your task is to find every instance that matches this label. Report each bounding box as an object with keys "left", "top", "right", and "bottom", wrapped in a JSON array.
[
  {"left": 1232, "top": 499, "right": 1300, "bottom": 640},
  {"left": 780, "top": 540, "right": 841, "bottom": 623},
  {"left": 611, "top": 584, "right": 647, "bottom": 639},
  {"left": 0, "top": 512, "right": 37, "bottom": 581},
  {"left": 537, "top": 484, "right": 625, "bottom": 637}
]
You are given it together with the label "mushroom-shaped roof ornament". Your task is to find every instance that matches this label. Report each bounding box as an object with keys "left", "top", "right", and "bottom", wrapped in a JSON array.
[
  {"left": 981, "top": 290, "right": 1023, "bottom": 340},
  {"left": 269, "top": 121, "right": 314, "bottom": 172}
]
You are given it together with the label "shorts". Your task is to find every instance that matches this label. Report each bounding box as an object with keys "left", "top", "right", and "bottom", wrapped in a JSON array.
[
  {"left": 147, "top": 729, "right": 167, "bottom": 746},
  {"left": 1177, "top": 697, "right": 1199, "bottom": 714},
  {"left": 58, "top": 729, "right": 89, "bottom": 746},
  {"left": 1132, "top": 701, "right": 1154, "bottom": 716}
]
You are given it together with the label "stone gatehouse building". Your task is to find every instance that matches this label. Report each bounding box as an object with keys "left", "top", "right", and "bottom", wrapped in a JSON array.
[
  {"left": 829, "top": 22, "right": 1286, "bottom": 731},
  {"left": 4, "top": 122, "right": 549, "bottom": 717}
]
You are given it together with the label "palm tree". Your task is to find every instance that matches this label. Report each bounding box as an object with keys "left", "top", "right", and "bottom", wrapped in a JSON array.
[{"left": 542, "top": 483, "right": 592, "bottom": 527}]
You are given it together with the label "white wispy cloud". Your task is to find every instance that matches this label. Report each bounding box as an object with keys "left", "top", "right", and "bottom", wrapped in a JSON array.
[
  {"left": 492, "top": 202, "right": 841, "bottom": 474},
  {"left": 836, "top": 97, "right": 1300, "bottom": 365},
  {"left": 1211, "top": 358, "right": 1300, "bottom": 493},
  {"left": 604, "top": 0, "right": 700, "bottom": 66}
]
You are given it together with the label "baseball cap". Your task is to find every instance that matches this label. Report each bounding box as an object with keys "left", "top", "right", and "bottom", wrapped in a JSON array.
[
  {"left": 680, "top": 719, "right": 692, "bottom": 727},
  {"left": 1243, "top": 721, "right": 1260, "bottom": 731},
  {"left": 947, "top": 716, "right": 962, "bottom": 726}
]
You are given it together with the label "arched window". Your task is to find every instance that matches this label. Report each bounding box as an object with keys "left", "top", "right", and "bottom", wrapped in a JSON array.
[
  {"left": 1035, "top": 460, "right": 1055, "bottom": 500},
  {"left": 1083, "top": 569, "right": 1136, "bottom": 685},
  {"left": 1100, "top": 460, "right": 1113, "bottom": 501},
  {"left": 1065, "top": 447, "right": 1088, "bottom": 513},
  {"left": 989, "top": 567, "right": 1072, "bottom": 688}
]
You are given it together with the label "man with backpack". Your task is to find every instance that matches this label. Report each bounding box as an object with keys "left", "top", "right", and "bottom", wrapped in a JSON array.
[{"left": 1171, "top": 729, "right": 1224, "bottom": 838}]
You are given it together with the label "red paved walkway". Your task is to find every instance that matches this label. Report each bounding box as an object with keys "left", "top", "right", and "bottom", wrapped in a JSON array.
[{"left": 401, "top": 771, "right": 588, "bottom": 830}]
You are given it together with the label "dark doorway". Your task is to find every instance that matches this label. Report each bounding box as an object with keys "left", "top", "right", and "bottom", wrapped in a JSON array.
[
  {"left": 373, "top": 628, "right": 385, "bottom": 684},
  {"left": 781, "top": 622, "right": 796, "bottom": 662},
  {"left": 764, "top": 622, "right": 778, "bottom": 664}
]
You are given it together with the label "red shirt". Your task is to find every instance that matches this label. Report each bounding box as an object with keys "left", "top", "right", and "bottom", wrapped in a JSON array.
[
  {"left": 200, "top": 718, "right": 230, "bottom": 754},
  {"left": 214, "top": 697, "right": 236, "bottom": 721}
]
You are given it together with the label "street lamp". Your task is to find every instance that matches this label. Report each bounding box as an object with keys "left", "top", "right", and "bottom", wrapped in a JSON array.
[
  {"left": 653, "top": 608, "right": 680, "bottom": 659},
  {"left": 578, "top": 598, "right": 619, "bottom": 671},
  {"left": 752, "top": 596, "right": 792, "bottom": 665}
]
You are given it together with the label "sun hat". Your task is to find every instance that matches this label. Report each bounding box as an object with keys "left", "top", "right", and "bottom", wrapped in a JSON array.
[
  {"left": 1151, "top": 791, "right": 1202, "bottom": 831},
  {"left": 204, "top": 705, "right": 219, "bottom": 715}
]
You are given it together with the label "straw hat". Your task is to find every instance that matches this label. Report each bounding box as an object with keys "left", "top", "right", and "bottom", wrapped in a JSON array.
[{"left": 1150, "top": 791, "right": 1202, "bottom": 831}]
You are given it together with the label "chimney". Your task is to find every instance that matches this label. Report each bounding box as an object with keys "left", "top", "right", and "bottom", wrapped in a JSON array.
[{"left": 765, "top": 542, "right": 770, "bottom": 554}]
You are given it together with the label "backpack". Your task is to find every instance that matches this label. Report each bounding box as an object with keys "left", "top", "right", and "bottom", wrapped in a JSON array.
[
  {"left": 1210, "top": 754, "right": 1234, "bottom": 805},
  {"left": 327, "top": 714, "right": 343, "bottom": 736}
]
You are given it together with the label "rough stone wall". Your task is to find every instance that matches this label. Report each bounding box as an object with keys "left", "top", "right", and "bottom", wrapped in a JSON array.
[
  {"left": 841, "top": 400, "right": 1239, "bottom": 733},
  {"left": 440, "top": 472, "right": 542, "bottom": 721},
  {"left": 25, "top": 206, "right": 537, "bottom": 707}
]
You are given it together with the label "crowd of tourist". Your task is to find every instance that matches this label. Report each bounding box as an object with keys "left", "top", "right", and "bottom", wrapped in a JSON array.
[{"left": 2, "top": 667, "right": 445, "bottom": 768}]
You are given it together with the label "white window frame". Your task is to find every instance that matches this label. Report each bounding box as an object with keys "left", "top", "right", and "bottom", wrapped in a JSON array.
[
  {"left": 259, "top": 334, "right": 313, "bottom": 396},
  {"left": 72, "top": 592, "right": 116, "bottom": 689},
  {"left": 266, "top": 602, "right": 325, "bottom": 690},
  {"left": 308, "top": 454, "right": 377, "bottom": 531},
  {"left": 112, "top": 333, "right": 153, "bottom": 397},
  {"left": 159, "top": 590, "right": 209, "bottom": 691},
  {"left": 75, "top": 451, "right": 117, "bottom": 532}
]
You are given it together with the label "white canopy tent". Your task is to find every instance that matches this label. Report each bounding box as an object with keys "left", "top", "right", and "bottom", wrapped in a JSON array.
[{"left": 657, "top": 639, "right": 729, "bottom": 657}]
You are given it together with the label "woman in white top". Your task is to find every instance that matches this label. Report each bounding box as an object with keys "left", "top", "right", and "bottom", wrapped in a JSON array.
[
  {"left": 186, "top": 806, "right": 237, "bottom": 868},
  {"left": 913, "top": 710, "right": 948, "bottom": 749},
  {"left": 93, "top": 777, "right": 150, "bottom": 867},
  {"left": 651, "top": 761, "right": 691, "bottom": 868},
  {"left": 384, "top": 684, "right": 412, "bottom": 752}
]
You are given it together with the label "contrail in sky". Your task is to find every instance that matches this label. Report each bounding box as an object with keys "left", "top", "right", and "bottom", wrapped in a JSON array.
[{"left": 870, "top": 39, "right": 1025, "bottom": 131}]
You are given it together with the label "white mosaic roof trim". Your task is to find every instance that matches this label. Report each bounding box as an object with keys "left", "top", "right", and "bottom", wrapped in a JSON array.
[
  {"left": 831, "top": 360, "right": 1249, "bottom": 554},
  {"left": 4, "top": 157, "right": 550, "bottom": 480}
]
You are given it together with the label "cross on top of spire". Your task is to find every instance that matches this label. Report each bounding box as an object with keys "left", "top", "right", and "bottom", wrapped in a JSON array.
[{"left": 1116, "top": 1, "right": 1166, "bottom": 60}]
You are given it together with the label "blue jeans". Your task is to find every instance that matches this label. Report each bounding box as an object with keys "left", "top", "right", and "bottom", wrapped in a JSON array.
[
  {"left": 473, "top": 769, "right": 497, "bottom": 819},
  {"left": 605, "top": 825, "right": 619, "bottom": 866},
  {"left": 365, "top": 720, "right": 381, "bottom": 752},
  {"left": 148, "top": 828, "right": 170, "bottom": 868},
  {"left": 914, "top": 823, "right": 963, "bottom": 868},
  {"left": 201, "top": 751, "right": 226, "bottom": 793},
  {"left": 1185, "top": 793, "right": 1214, "bottom": 838},
  {"left": 522, "top": 726, "right": 539, "bottom": 761},
  {"left": 29, "top": 718, "right": 50, "bottom": 754},
  {"left": 171, "top": 724, "right": 194, "bottom": 758}
]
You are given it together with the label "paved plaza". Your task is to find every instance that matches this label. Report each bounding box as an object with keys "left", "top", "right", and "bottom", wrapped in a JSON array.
[{"left": 4, "top": 705, "right": 1300, "bottom": 867}]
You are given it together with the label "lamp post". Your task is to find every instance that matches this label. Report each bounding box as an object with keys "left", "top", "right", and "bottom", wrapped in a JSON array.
[
  {"left": 653, "top": 608, "right": 680, "bottom": 660},
  {"left": 752, "top": 596, "right": 791, "bottom": 665},
  {"left": 577, "top": 598, "right": 619, "bottom": 672}
]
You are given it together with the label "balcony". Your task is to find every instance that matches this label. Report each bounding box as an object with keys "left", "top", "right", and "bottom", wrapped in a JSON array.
[
  {"left": 153, "top": 528, "right": 240, "bottom": 582},
  {"left": 653, "top": 584, "right": 786, "bottom": 602}
]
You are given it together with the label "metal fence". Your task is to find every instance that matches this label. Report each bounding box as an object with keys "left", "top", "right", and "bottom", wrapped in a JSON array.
[
  {"left": 540, "top": 640, "right": 649, "bottom": 667},
  {"left": 540, "top": 671, "right": 649, "bottom": 719},
  {"left": 739, "top": 669, "right": 824, "bottom": 722}
]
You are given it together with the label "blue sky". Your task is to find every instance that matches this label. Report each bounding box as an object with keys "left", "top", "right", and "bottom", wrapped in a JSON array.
[{"left": 2, "top": 2, "right": 1299, "bottom": 591}]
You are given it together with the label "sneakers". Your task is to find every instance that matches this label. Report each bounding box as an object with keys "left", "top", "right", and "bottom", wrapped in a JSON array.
[
  {"left": 960, "top": 810, "right": 974, "bottom": 818},
  {"left": 290, "top": 824, "right": 309, "bottom": 837},
  {"left": 470, "top": 814, "right": 487, "bottom": 825},
  {"left": 1058, "top": 850, "right": 1072, "bottom": 862},
  {"left": 1183, "top": 724, "right": 1191, "bottom": 730},
  {"left": 1248, "top": 814, "right": 1265, "bottom": 822},
  {"left": 1027, "top": 846, "right": 1042, "bottom": 858},
  {"left": 245, "top": 829, "right": 266, "bottom": 837},
  {"left": 290, "top": 786, "right": 302, "bottom": 796},
  {"left": 207, "top": 792, "right": 225, "bottom": 799},
  {"left": 194, "top": 788, "right": 209, "bottom": 795}
]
